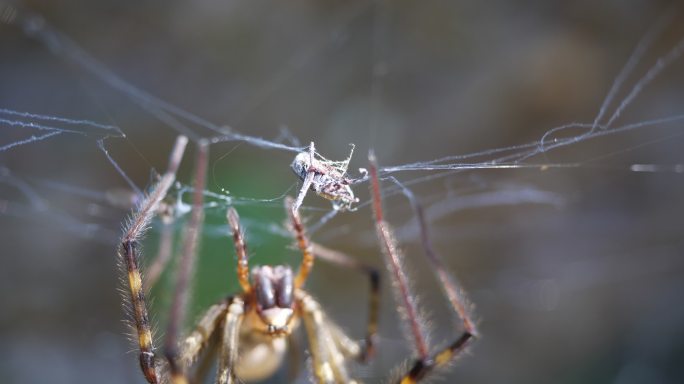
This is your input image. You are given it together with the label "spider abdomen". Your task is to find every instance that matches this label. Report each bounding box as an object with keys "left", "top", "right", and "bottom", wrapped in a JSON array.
[{"left": 235, "top": 321, "right": 290, "bottom": 381}]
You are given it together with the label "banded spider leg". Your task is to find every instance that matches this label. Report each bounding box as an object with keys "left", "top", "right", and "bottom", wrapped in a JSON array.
[
  {"left": 368, "top": 152, "right": 478, "bottom": 383},
  {"left": 118, "top": 135, "right": 209, "bottom": 384}
]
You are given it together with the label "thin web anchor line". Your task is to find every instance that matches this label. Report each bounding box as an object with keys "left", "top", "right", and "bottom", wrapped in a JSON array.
[
  {"left": 0, "top": 130, "right": 63, "bottom": 152},
  {"left": 361, "top": 111, "right": 684, "bottom": 213},
  {"left": 0, "top": 108, "right": 126, "bottom": 153},
  {"left": 5, "top": 4, "right": 304, "bottom": 154},
  {"left": 379, "top": 113, "right": 684, "bottom": 175},
  {"left": 591, "top": 6, "right": 679, "bottom": 131},
  {"left": 2, "top": 2, "right": 682, "bottom": 238},
  {"left": 537, "top": 7, "right": 684, "bottom": 156},
  {"left": 0, "top": 106, "right": 137, "bottom": 194},
  {"left": 0, "top": 108, "right": 122, "bottom": 132}
]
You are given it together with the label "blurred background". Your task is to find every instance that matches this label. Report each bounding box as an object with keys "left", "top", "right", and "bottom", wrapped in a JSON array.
[{"left": 1, "top": 0, "right": 683, "bottom": 383}]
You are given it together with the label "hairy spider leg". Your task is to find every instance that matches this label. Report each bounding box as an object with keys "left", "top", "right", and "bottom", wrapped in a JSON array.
[
  {"left": 390, "top": 177, "right": 478, "bottom": 336},
  {"left": 119, "top": 135, "right": 188, "bottom": 384},
  {"left": 223, "top": 206, "right": 294, "bottom": 383},
  {"left": 286, "top": 196, "right": 316, "bottom": 289},
  {"left": 368, "top": 151, "right": 429, "bottom": 360},
  {"left": 286, "top": 197, "right": 370, "bottom": 383},
  {"left": 368, "top": 152, "right": 477, "bottom": 384},
  {"left": 227, "top": 207, "right": 252, "bottom": 293},
  {"left": 165, "top": 140, "right": 210, "bottom": 384}
]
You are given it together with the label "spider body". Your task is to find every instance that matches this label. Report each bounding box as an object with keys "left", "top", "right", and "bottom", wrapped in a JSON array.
[
  {"left": 120, "top": 136, "right": 476, "bottom": 384},
  {"left": 175, "top": 203, "right": 377, "bottom": 384},
  {"left": 208, "top": 264, "right": 298, "bottom": 382},
  {"left": 232, "top": 298, "right": 290, "bottom": 381},
  {"left": 234, "top": 265, "right": 296, "bottom": 380}
]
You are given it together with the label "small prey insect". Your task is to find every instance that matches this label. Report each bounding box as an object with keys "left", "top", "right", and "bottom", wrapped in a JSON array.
[{"left": 291, "top": 141, "right": 367, "bottom": 212}]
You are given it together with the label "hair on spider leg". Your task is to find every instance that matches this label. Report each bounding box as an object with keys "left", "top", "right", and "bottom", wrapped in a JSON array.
[
  {"left": 118, "top": 135, "right": 188, "bottom": 384},
  {"left": 387, "top": 176, "right": 478, "bottom": 337},
  {"left": 368, "top": 151, "right": 477, "bottom": 383}
]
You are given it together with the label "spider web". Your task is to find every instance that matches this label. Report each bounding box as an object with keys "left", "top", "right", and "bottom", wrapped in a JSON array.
[{"left": 1, "top": 1, "right": 684, "bottom": 384}]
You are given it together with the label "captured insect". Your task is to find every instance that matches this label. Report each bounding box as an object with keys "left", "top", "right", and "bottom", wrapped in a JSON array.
[
  {"left": 291, "top": 141, "right": 368, "bottom": 212},
  {"left": 119, "top": 135, "right": 476, "bottom": 383}
]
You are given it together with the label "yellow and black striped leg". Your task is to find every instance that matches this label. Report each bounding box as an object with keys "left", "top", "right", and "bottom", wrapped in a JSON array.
[
  {"left": 396, "top": 332, "right": 473, "bottom": 384},
  {"left": 389, "top": 174, "right": 479, "bottom": 384},
  {"left": 217, "top": 297, "right": 245, "bottom": 384},
  {"left": 311, "top": 242, "right": 380, "bottom": 362},
  {"left": 118, "top": 135, "right": 188, "bottom": 384},
  {"left": 120, "top": 241, "right": 158, "bottom": 384},
  {"left": 369, "top": 154, "right": 478, "bottom": 384}
]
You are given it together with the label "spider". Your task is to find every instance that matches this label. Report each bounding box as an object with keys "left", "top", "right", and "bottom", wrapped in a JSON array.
[{"left": 119, "top": 135, "right": 477, "bottom": 384}]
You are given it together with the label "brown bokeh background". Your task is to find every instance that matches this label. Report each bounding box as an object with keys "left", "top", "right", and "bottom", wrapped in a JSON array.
[{"left": 1, "top": 1, "right": 683, "bottom": 383}]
